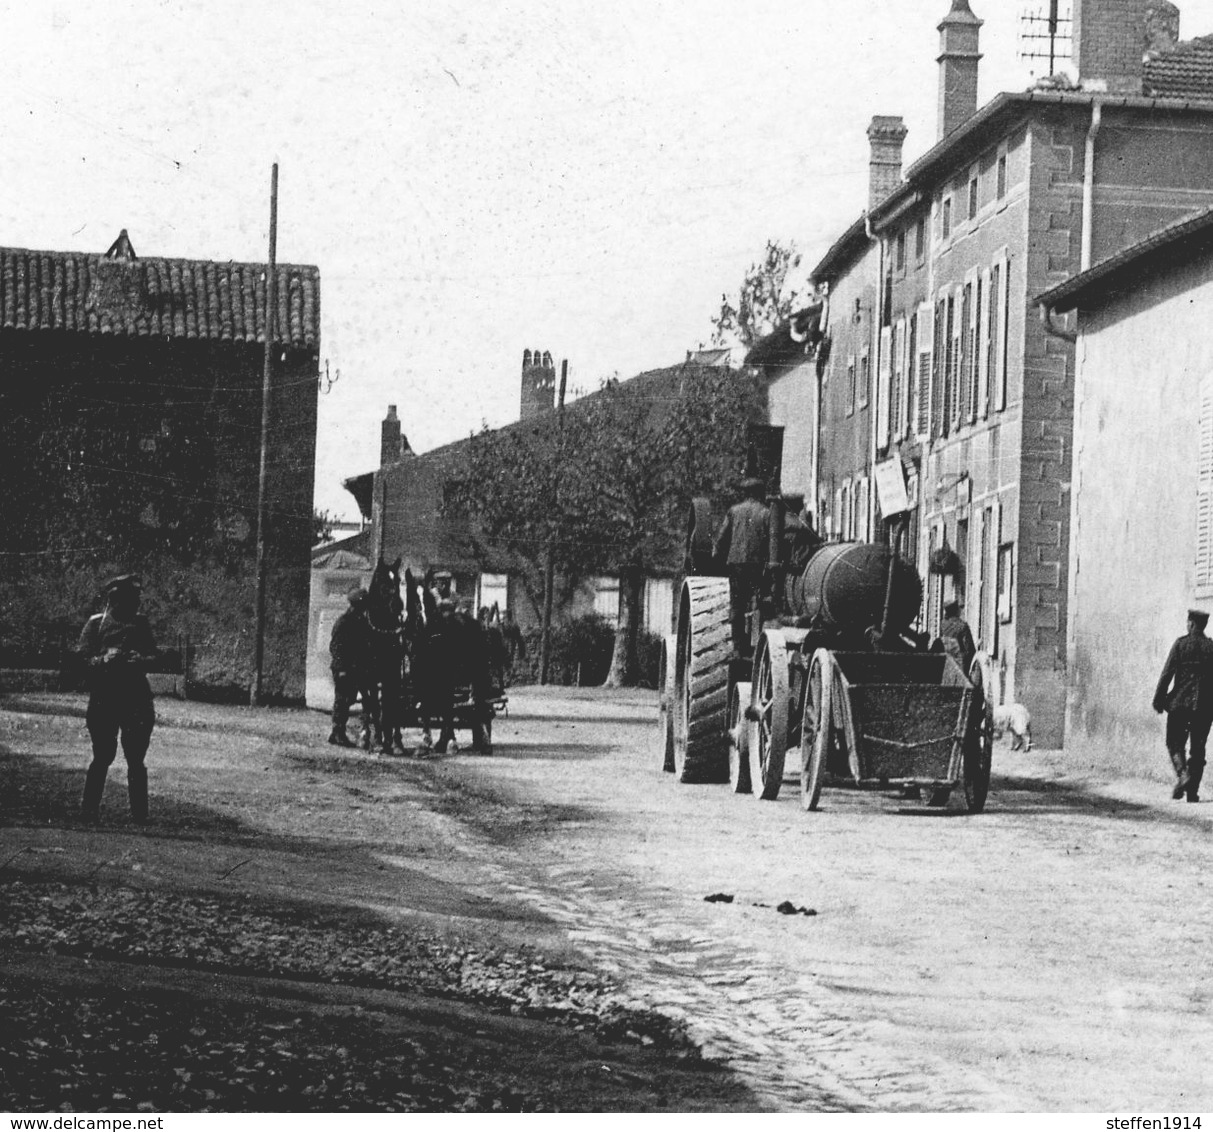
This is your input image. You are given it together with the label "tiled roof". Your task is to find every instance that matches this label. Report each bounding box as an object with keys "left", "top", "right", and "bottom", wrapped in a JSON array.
[
  {"left": 0, "top": 245, "right": 320, "bottom": 349},
  {"left": 1144, "top": 34, "right": 1213, "bottom": 100}
]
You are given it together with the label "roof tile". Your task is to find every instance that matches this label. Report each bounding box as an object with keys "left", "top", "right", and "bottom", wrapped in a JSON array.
[
  {"left": 0, "top": 244, "right": 319, "bottom": 348},
  {"left": 1144, "top": 34, "right": 1213, "bottom": 99}
]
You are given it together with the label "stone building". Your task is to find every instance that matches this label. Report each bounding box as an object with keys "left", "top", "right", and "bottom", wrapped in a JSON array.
[
  {"left": 1036, "top": 205, "right": 1213, "bottom": 775},
  {"left": 0, "top": 231, "right": 320, "bottom": 703},
  {"left": 794, "top": 0, "right": 1213, "bottom": 745}
]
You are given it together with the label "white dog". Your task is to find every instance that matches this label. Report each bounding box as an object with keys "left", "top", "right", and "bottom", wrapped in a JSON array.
[{"left": 992, "top": 703, "right": 1032, "bottom": 751}]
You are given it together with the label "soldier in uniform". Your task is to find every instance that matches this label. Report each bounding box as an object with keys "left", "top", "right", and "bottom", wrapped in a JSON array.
[
  {"left": 77, "top": 574, "right": 159, "bottom": 824},
  {"left": 1153, "top": 608, "right": 1213, "bottom": 802},
  {"left": 714, "top": 476, "right": 770, "bottom": 656},
  {"left": 328, "top": 587, "right": 369, "bottom": 747}
]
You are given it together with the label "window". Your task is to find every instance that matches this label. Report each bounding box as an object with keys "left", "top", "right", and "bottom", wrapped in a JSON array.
[
  {"left": 968, "top": 174, "right": 979, "bottom": 220},
  {"left": 948, "top": 288, "right": 962, "bottom": 432},
  {"left": 846, "top": 355, "right": 857, "bottom": 417},
  {"left": 477, "top": 572, "right": 509, "bottom": 614},
  {"left": 876, "top": 325, "right": 893, "bottom": 449},
  {"left": 594, "top": 576, "right": 619, "bottom": 621},
  {"left": 990, "top": 251, "right": 1010, "bottom": 411},
  {"left": 996, "top": 544, "right": 1015, "bottom": 623},
  {"left": 942, "top": 196, "right": 953, "bottom": 239},
  {"left": 889, "top": 321, "right": 901, "bottom": 439},
  {"left": 996, "top": 153, "right": 1008, "bottom": 200},
  {"left": 915, "top": 216, "right": 926, "bottom": 262},
  {"left": 896, "top": 230, "right": 906, "bottom": 272},
  {"left": 978, "top": 266, "right": 992, "bottom": 418},
  {"left": 859, "top": 347, "right": 871, "bottom": 410},
  {"left": 959, "top": 281, "right": 973, "bottom": 425},
  {"left": 905, "top": 313, "right": 917, "bottom": 444},
  {"left": 932, "top": 296, "right": 947, "bottom": 440},
  {"left": 967, "top": 272, "right": 981, "bottom": 425},
  {"left": 644, "top": 578, "right": 674, "bottom": 636},
  {"left": 1197, "top": 378, "right": 1213, "bottom": 594}
]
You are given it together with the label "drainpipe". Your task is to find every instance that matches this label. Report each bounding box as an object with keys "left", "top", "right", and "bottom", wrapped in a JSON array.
[
  {"left": 1039, "top": 302, "right": 1077, "bottom": 342},
  {"left": 1081, "top": 101, "right": 1102, "bottom": 271},
  {"left": 865, "top": 214, "right": 882, "bottom": 544}
]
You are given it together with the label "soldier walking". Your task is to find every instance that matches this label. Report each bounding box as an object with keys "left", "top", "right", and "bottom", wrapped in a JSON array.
[
  {"left": 714, "top": 476, "right": 770, "bottom": 656},
  {"left": 77, "top": 574, "right": 159, "bottom": 825},
  {"left": 1153, "top": 608, "right": 1213, "bottom": 802},
  {"left": 329, "top": 587, "right": 369, "bottom": 747}
]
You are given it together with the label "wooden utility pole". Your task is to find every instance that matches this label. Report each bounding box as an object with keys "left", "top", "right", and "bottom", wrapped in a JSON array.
[
  {"left": 251, "top": 163, "right": 278, "bottom": 706},
  {"left": 538, "top": 359, "right": 568, "bottom": 684}
]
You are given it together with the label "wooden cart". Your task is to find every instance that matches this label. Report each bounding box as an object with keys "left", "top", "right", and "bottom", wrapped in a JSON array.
[{"left": 797, "top": 648, "right": 993, "bottom": 813}]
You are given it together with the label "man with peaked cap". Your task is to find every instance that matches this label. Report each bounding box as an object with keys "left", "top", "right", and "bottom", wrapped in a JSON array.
[
  {"left": 1154, "top": 608, "right": 1213, "bottom": 802},
  {"left": 328, "top": 586, "right": 370, "bottom": 747},
  {"left": 781, "top": 492, "right": 823, "bottom": 573},
  {"left": 76, "top": 574, "right": 159, "bottom": 824},
  {"left": 714, "top": 476, "right": 770, "bottom": 656}
]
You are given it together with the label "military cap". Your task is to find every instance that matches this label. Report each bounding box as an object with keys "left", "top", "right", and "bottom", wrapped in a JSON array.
[
  {"left": 102, "top": 573, "right": 142, "bottom": 593},
  {"left": 1190, "top": 608, "right": 1210, "bottom": 628},
  {"left": 742, "top": 476, "right": 766, "bottom": 494},
  {"left": 783, "top": 492, "right": 805, "bottom": 508},
  {"left": 433, "top": 569, "right": 453, "bottom": 582}
]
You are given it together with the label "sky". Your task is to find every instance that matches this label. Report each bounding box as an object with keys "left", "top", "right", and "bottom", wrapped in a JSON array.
[{"left": 6, "top": 0, "right": 1213, "bottom": 520}]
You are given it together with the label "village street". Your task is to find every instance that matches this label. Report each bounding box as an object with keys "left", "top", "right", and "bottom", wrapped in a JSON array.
[{"left": 2, "top": 686, "right": 1213, "bottom": 1112}]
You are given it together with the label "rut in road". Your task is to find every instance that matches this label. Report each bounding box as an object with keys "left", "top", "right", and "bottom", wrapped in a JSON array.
[{"left": 446, "top": 821, "right": 1023, "bottom": 1112}]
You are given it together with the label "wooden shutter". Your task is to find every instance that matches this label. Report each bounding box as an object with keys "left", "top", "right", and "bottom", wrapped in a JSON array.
[
  {"left": 978, "top": 266, "right": 992, "bottom": 419},
  {"left": 1197, "top": 378, "right": 1213, "bottom": 590},
  {"left": 915, "top": 300, "right": 934, "bottom": 440},
  {"left": 968, "top": 269, "right": 981, "bottom": 424},
  {"left": 876, "top": 324, "right": 892, "bottom": 450},
  {"left": 993, "top": 251, "right": 1010, "bottom": 412},
  {"left": 950, "top": 287, "right": 963, "bottom": 431}
]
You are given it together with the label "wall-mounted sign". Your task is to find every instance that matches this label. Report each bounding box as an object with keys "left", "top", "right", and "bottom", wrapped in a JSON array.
[{"left": 874, "top": 457, "right": 910, "bottom": 517}]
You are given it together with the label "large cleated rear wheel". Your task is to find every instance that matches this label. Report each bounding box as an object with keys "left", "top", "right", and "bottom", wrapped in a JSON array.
[
  {"left": 799, "top": 649, "right": 831, "bottom": 811},
  {"left": 656, "top": 633, "right": 676, "bottom": 773},
  {"left": 963, "top": 656, "right": 994, "bottom": 813},
  {"left": 673, "top": 577, "right": 732, "bottom": 784},
  {"left": 749, "top": 629, "right": 790, "bottom": 800},
  {"left": 728, "top": 680, "right": 752, "bottom": 793}
]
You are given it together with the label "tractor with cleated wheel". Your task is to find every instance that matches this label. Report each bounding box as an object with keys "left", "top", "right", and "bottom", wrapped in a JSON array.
[{"left": 657, "top": 435, "right": 992, "bottom": 814}]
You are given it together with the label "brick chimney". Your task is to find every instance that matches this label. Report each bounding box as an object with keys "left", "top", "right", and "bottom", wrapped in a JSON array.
[
  {"left": 937, "top": 0, "right": 983, "bottom": 141},
  {"left": 1145, "top": 1, "right": 1180, "bottom": 57},
  {"left": 520, "top": 348, "right": 556, "bottom": 421},
  {"left": 1073, "top": 0, "right": 1146, "bottom": 93},
  {"left": 380, "top": 404, "right": 410, "bottom": 466},
  {"left": 867, "top": 116, "right": 909, "bottom": 212}
]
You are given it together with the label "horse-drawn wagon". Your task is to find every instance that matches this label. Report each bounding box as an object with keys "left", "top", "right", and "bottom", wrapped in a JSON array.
[{"left": 360, "top": 559, "right": 508, "bottom": 756}]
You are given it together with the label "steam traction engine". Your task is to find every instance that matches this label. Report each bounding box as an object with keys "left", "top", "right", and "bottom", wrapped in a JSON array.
[{"left": 656, "top": 478, "right": 992, "bottom": 814}]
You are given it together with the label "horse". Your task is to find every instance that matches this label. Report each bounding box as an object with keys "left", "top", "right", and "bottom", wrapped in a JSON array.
[{"left": 362, "top": 557, "right": 407, "bottom": 754}]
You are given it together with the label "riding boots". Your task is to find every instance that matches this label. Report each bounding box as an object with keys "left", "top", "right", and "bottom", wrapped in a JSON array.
[{"left": 1170, "top": 749, "right": 1190, "bottom": 800}]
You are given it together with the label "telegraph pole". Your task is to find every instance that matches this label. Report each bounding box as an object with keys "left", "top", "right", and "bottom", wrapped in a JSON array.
[
  {"left": 251, "top": 163, "right": 278, "bottom": 706},
  {"left": 538, "top": 359, "right": 568, "bottom": 684}
]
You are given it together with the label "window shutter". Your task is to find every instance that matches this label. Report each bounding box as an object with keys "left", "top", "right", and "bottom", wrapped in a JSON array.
[
  {"left": 892, "top": 316, "right": 907, "bottom": 440},
  {"left": 950, "top": 287, "right": 963, "bottom": 431},
  {"left": 932, "top": 296, "right": 947, "bottom": 439},
  {"left": 994, "top": 251, "right": 1010, "bottom": 412},
  {"left": 916, "top": 300, "right": 934, "bottom": 440},
  {"left": 967, "top": 270, "right": 980, "bottom": 424},
  {"left": 978, "top": 266, "right": 992, "bottom": 418},
  {"left": 876, "top": 324, "right": 892, "bottom": 450},
  {"left": 1197, "top": 379, "right": 1213, "bottom": 590},
  {"left": 858, "top": 475, "right": 870, "bottom": 540}
]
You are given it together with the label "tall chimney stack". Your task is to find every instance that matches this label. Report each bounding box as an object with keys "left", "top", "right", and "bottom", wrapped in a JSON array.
[
  {"left": 520, "top": 348, "right": 557, "bottom": 421},
  {"left": 1145, "top": 2, "right": 1181, "bottom": 56},
  {"left": 1073, "top": 0, "right": 1146, "bottom": 93},
  {"left": 867, "top": 116, "right": 909, "bottom": 212},
  {"left": 937, "top": 0, "right": 983, "bottom": 141},
  {"left": 380, "top": 404, "right": 404, "bottom": 467}
]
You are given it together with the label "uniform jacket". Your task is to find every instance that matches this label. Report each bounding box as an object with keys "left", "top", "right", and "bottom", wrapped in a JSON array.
[
  {"left": 939, "top": 616, "right": 977, "bottom": 676},
  {"left": 77, "top": 611, "right": 158, "bottom": 699},
  {"left": 1154, "top": 630, "right": 1213, "bottom": 714},
  {"left": 714, "top": 498, "right": 770, "bottom": 567},
  {"left": 329, "top": 608, "right": 369, "bottom": 675}
]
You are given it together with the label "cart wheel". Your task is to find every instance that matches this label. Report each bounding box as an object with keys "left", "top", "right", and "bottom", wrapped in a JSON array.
[
  {"left": 749, "top": 629, "right": 790, "bottom": 800},
  {"left": 673, "top": 577, "right": 732, "bottom": 784},
  {"left": 728, "top": 680, "right": 752, "bottom": 793},
  {"left": 800, "top": 650, "right": 831, "bottom": 811},
  {"left": 963, "top": 657, "right": 994, "bottom": 813},
  {"left": 656, "top": 633, "right": 676, "bottom": 773}
]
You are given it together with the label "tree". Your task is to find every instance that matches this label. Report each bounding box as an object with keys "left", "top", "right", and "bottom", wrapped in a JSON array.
[
  {"left": 312, "top": 509, "right": 335, "bottom": 545},
  {"left": 710, "top": 240, "right": 803, "bottom": 351},
  {"left": 573, "top": 365, "right": 765, "bottom": 686}
]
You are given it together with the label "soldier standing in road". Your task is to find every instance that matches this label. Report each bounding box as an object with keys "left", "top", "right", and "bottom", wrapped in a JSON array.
[
  {"left": 1153, "top": 608, "right": 1213, "bottom": 802},
  {"left": 77, "top": 574, "right": 159, "bottom": 825},
  {"left": 714, "top": 476, "right": 770, "bottom": 656},
  {"left": 328, "top": 587, "right": 369, "bottom": 747},
  {"left": 782, "top": 492, "right": 823, "bottom": 573}
]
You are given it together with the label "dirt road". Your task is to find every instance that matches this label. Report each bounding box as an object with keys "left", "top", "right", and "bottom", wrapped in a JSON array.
[{"left": 3, "top": 687, "right": 1212, "bottom": 1111}]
